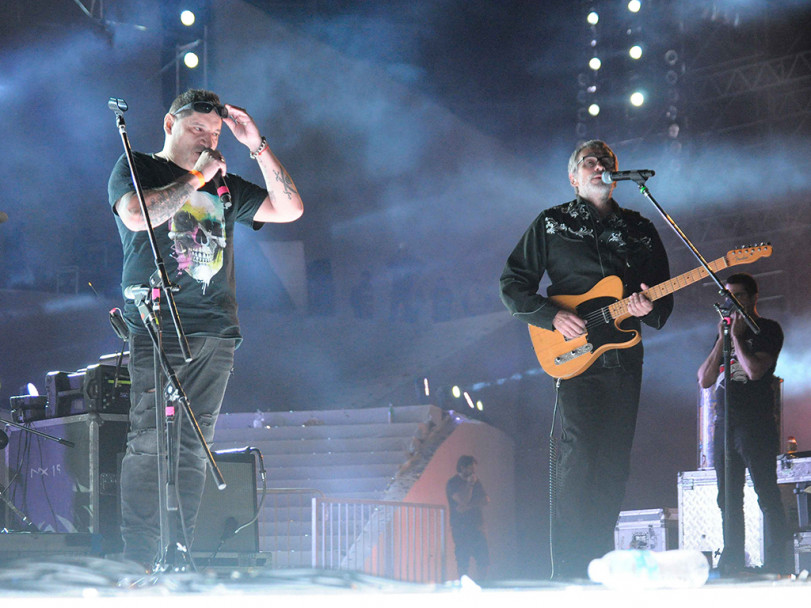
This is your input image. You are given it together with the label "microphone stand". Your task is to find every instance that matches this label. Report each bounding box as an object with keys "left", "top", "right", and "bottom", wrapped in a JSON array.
[
  {"left": 0, "top": 417, "right": 75, "bottom": 448},
  {"left": 107, "top": 98, "right": 226, "bottom": 571},
  {"left": 628, "top": 175, "right": 759, "bottom": 571}
]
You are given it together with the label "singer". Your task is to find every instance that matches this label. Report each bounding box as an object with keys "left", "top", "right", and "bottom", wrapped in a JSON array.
[
  {"left": 499, "top": 140, "right": 673, "bottom": 579},
  {"left": 108, "top": 89, "right": 303, "bottom": 570}
]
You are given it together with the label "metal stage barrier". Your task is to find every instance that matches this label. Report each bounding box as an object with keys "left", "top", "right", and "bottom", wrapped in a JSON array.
[{"left": 311, "top": 498, "right": 446, "bottom": 583}]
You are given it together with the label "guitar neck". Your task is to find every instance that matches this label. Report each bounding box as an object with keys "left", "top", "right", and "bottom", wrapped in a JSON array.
[{"left": 608, "top": 255, "right": 729, "bottom": 319}]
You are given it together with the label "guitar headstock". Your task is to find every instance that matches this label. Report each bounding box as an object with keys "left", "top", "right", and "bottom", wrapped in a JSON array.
[{"left": 725, "top": 243, "right": 772, "bottom": 266}]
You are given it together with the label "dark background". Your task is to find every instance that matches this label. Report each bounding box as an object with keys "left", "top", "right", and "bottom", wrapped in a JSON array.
[{"left": 1, "top": 0, "right": 810, "bottom": 578}]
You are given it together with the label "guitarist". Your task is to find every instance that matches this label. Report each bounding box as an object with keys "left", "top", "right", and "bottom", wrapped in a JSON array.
[{"left": 499, "top": 140, "right": 673, "bottom": 579}]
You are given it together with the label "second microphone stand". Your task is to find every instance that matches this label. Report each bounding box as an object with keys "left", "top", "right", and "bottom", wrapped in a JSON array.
[{"left": 629, "top": 175, "right": 759, "bottom": 572}]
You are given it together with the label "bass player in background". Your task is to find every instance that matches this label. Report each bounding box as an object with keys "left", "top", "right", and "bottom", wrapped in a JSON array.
[{"left": 499, "top": 140, "right": 673, "bottom": 579}]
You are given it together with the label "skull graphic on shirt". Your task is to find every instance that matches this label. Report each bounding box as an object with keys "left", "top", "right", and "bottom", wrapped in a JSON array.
[{"left": 168, "top": 193, "right": 226, "bottom": 290}]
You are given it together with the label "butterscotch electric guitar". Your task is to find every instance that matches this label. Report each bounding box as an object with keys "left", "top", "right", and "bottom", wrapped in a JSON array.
[{"left": 529, "top": 244, "right": 773, "bottom": 379}]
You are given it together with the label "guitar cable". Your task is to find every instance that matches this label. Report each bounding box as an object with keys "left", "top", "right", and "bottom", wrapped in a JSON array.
[{"left": 548, "top": 377, "right": 562, "bottom": 579}]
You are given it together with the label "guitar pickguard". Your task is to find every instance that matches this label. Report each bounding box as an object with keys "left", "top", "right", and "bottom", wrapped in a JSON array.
[{"left": 576, "top": 296, "right": 637, "bottom": 351}]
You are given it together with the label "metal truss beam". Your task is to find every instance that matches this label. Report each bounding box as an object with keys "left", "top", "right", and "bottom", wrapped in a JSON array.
[{"left": 685, "top": 51, "right": 811, "bottom": 101}]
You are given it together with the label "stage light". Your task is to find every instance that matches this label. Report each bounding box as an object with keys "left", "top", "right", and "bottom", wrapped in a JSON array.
[
  {"left": 588, "top": 104, "right": 600, "bottom": 116},
  {"left": 587, "top": 11, "right": 599, "bottom": 25},
  {"left": 463, "top": 392, "right": 475, "bottom": 409},
  {"left": 587, "top": 85, "right": 597, "bottom": 93},
  {"left": 180, "top": 10, "right": 196, "bottom": 26},
  {"left": 451, "top": 385, "right": 461, "bottom": 399},
  {"left": 476, "top": 401, "right": 484, "bottom": 411},
  {"left": 630, "top": 91, "right": 645, "bottom": 106},
  {"left": 629, "top": 45, "right": 643, "bottom": 60},
  {"left": 589, "top": 57, "right": 602, "bottom": 71},
  {"left": 184, "top": 52, "right": 200, "bottom": 69},
  {"left": 628, "top": 0, "right": 641, "bottom": 13}
]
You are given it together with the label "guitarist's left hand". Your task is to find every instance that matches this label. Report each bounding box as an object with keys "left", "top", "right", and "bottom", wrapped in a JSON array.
[{"left": 627, "top": 283, "right": 654, "bottom": 317}]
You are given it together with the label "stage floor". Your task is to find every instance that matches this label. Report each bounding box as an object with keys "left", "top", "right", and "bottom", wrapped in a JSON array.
[{"left": 0, "top": 557, "right": 808, "bottom": 606}]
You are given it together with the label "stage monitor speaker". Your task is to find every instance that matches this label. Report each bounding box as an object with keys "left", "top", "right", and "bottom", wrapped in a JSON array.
[{"left": 192, "top": 451, "right": 259, "bottom": 555}]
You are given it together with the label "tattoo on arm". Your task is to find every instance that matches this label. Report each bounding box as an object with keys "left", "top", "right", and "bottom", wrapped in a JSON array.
[
  {"left": 274, "top": 169, "right": 299, "bottom": 200},
  {"left": 146, "top": 182, "right": 194, "bottom": 224}
]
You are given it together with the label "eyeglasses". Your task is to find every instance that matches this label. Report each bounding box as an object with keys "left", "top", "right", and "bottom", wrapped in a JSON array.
[
  {"left": 577, "top": 155, "right": 615, "bottom": 170},
  {"left": 172, "top": 101, "right": 228, "bottom": 119}
]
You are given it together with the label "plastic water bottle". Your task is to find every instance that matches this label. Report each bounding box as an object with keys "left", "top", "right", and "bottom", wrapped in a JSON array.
[{"left": 588, "top": 549, "right": 710, "bottom": 589}]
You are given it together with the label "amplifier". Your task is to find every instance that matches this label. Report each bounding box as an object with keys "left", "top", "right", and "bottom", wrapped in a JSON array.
[
  {"left": 46, "top": 363, "right": 130, "bottom": 417},
  {"left": 192, "top": 451, "right": 259, "bottom": 557}
]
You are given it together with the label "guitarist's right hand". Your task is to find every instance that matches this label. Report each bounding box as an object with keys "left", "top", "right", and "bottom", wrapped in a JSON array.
[{"left": 553, "top": 309, "right": 587, "bottom": 340}]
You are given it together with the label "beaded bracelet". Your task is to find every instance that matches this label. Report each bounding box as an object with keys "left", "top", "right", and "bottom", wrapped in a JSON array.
[
  {"left": 189, "top": 170, "right": 205, "bottom": 188},
  {"left": 249, "top": 136, "right": 268, "bottom": 159}
]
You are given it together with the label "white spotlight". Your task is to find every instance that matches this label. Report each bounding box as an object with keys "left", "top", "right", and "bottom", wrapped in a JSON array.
[
  {"left": 587, "top": 11, "right": 599, "bottom": 25},
  {"left": 629, "top": 45, "right": 643, "bottom": 60},
  {"left": 180, "top": 10, "right": 196, "bottom": 26},
  {"left": 630, "top": 91, "right": 645, "bottom": 106},
  {"left": 589, "top": 57, "right": 602, "bottom": 71},
  {"left": 451, "top": 385, "right": 461, "bottom": 399},
  {"left": 184, "top": 52, "right": 199, "bottom": 69},
  {"left": 588, "top": 104, "right": 600, "bottom": 116},
  {"left": 628, "top": 0, "right": 641, "bottom": 12}
]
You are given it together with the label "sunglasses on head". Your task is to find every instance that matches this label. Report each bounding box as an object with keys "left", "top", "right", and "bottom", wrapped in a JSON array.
[{"left": 172, "top": 101, "right": 228, "bottom": 118}]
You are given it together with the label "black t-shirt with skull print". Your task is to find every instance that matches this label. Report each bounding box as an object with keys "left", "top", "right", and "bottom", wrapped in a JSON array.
[{"left": 108, "top": 152, "right": 267, "bottom": 344}]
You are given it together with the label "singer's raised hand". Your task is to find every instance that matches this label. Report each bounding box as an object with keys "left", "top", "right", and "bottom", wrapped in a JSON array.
[{"left": 223, "top": 104, "right": 262, "bottom": 151}]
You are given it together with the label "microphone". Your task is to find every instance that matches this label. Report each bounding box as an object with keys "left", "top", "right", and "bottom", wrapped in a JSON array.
[
  {"left": 601, "top": 169, "right": 655, "bottom": 184},
  {"left": 212, "top": 172, "right": 232, "bottom": 209}
]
